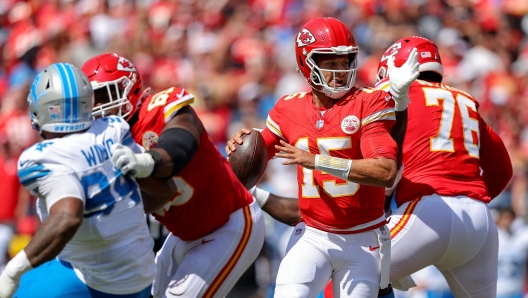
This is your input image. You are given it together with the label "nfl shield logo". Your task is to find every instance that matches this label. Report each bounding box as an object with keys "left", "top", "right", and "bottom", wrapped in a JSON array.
[
  {"left": 316, "top": 119, "right": 324, "bottom": 130},
  {"left": 380, "top": 226, "right": 387, "bottom": 236},
  {"left": 49, "top": 105, "right": 61, "bottom": 120},
  {"left": 295, "top": 229, "right": 303, "bottom": 235}
]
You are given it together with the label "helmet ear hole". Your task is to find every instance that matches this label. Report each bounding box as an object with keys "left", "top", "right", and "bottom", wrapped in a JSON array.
[{"left": 31, "top": 116, "right": 41, "bottom": 133}]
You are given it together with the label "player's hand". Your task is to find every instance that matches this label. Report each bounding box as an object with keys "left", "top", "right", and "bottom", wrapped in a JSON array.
[
  {"left": 225, "top": 128, "right": 252, "bottom": 157},
  {"left": 275, "top": 140, "right": 315, "bottom": 169},
  {"left": 111, "top": 143, "right": 155, "bottom": 178},
  {"left": 0, "top": 270, "right": 19, "bottom": 298},
  {"left": 388, "top": 47, "right": 420, "bottom": 111}
]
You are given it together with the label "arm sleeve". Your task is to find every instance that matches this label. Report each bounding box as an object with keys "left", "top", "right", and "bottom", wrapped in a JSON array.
[
  {"left": 263, "top": 106, "right": 288, "bottom": 160},
  {"left": 360, "top": 120, "right": 398, "bottom": 160},
  {"left": 261, "top": 127, "right": 282, "bottom": 160},
  {"left": 479, "top": 116, "right": 513, "bottom": 198},
  {"left": 35, "top": 174, "right": 86, "bottom": 213}
]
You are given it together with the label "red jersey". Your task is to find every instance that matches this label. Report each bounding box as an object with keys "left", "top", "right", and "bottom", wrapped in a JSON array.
[
  {"left": 261, "top": 89, "right": 398, "bottom": 233},
  {"left": 131, "top": 87, "right": 253, "bottom": 241},
  {"left": 376, "top": 79, "right": 511, "bottom": 206}
]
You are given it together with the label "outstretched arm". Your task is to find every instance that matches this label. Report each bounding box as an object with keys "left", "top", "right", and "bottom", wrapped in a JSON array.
[
  {"left": 251, "top": 186, "right": 300, "bottom": 226},
  {"left": 112, "top": 106, "right": 202, "bottom": 179},
  {"left": 24, "top": 198, "right": 83, "bottom": 266},
  {"left": 0, "top": 197, "right": 83, "bottom": 297}
]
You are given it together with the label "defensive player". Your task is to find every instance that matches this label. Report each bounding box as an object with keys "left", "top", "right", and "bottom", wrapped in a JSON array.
[
  {"left": 373, "top": 36, "right": 512, "bottom": 297},
  {"left": 226, "top": 17, "right": 420, "bottom": 298},
  {"left": 81, "top": 54, "right": 265, "bottom": 298},
  {"left": 0, "top": 63, "right": 155, "bottom": 297}
]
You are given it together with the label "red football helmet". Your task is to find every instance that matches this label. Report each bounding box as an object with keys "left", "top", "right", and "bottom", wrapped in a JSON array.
[
  {"left": 376, "top": 36, "right": 443, "bottom": 84},
  {"left": 295, "top": 17, "right": 359, "bottom": 99},
  {"left": 81, "top": 53, "right": 143, "bottom": 120}
]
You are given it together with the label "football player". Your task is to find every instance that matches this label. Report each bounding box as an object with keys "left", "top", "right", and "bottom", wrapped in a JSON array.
[
  {"left": 373, "top": 36, "right": 512, "bottom": 297},
  {"left": 0, "top": 63, "right": 155, "bottom": 297},
  {"left": 244, "top": 36, "right": 514, "bottom": 298},
  {"left": 226, "top": 17, "right": 420, "bottom": 297},
  {"left": 81, "top": 54, "right": 266, "bottom": 298}
]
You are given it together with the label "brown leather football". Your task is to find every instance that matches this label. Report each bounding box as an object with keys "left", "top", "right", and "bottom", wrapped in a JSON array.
[{"left": 228, "top": 130, "right": 268, "bottom": 190}]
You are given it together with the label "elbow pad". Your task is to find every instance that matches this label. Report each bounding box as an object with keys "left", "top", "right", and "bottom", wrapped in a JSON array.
[{"left": 149, "top": 127, "right": 199, "bottom": 177}]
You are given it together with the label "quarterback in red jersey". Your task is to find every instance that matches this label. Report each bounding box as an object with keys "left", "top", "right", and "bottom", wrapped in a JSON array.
[
  {"left": 374, "top": 36, "right": 512, "bottom": 297},
  {"left": 81, "top": 54, "right": 265, "bottom": 298},
  {"left": 227, "top": 17, "right": 420, "bottom": 297}
]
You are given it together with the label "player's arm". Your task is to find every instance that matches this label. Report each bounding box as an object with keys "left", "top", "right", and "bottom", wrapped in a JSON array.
[
  {"left": 391, "top": 109, "right": 407, "bottom": 168},
  {"left": 146, "top": 106, "right": 202, "bottom": 178},
  {"left": 250, "top": 186, "right": 301, "bottom": 225},
  {"left": 479, "top": 116, "right": 513, "bottom": 198},
  {"left": 137, "top": 176, "right": 179, "bottom": 214},
  {"left": 112, "top": 106, "right": 201, "bottom": 179},
  {"left": 0, "top": 175, "right": 84, "bottom": 296},
  {"left": 24, "top": 197, "right": 83, "bottom": 265}
]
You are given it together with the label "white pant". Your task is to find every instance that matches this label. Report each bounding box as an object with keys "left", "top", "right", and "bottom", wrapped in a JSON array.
[
  {"left": 152, "top": 200, "right": 265, "bottom": 298},
  {"left": 388, "top": 194, "right": 498, "bottom": 297},
  {"left": 275, "top": 223, "right": 385, "bottom": 298}
]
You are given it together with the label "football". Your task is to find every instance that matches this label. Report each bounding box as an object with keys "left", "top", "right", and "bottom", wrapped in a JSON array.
[{"left": 228, "top": 130, "right": 268, "bottom": 190}]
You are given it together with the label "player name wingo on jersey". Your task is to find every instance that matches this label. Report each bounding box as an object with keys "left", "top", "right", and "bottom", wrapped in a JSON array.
[{"left": 81, "top": 139, "right": 116, "bottom": 167}]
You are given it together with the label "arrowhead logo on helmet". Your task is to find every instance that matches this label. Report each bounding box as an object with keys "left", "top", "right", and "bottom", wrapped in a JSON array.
[
  {"left": 296, "top": 28, "right": 316, "bottom": 47},
  {"left": 117, "top": 57, "right": 136, "bottom": 71}
]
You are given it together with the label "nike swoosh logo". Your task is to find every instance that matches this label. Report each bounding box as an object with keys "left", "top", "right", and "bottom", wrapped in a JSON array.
[
  {"left": 369, "top": 245, "right": 380, "bottom": 251},
  {"left": 19, "top": 160, "right": 29, "bottom": 168},
  {"left": 385, "top": 95, "right": 392, "bottom": 102},
  {"left": 202, "top": 239, "right": 214, "bottom": 245},
  {"left": 177, "top": 89, "right": 185, "bottom": 99}
]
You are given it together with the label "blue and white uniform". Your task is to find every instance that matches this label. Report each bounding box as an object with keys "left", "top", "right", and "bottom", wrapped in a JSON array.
[{"left": 16, "top": 116, "right": 155, "bottom": 296}]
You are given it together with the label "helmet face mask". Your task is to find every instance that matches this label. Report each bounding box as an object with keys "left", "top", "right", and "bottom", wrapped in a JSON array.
[
  {"left": 307, "top": 50, "right": 358, "bottom": 99},
  {"left": 91, "top": 75, "right": 135, "bottom": 119},
  {"left": 295, "top": 17, "right": 359, "bottom": 99},
  {"left": 81, "top": 54, "right": 143, "bottom": 121}
]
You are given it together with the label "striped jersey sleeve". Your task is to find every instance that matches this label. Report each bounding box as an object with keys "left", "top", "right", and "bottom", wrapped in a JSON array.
[
  {"left": 360, "top": 88, "right": 396, "bottom": 128},
  {"left": 162, "top": 88, "right": 194, "bottom": 123}
]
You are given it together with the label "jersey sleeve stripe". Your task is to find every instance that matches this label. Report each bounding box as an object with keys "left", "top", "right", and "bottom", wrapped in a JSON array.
[
  {"left": 163, "top": 94, "right": 195, "bottom": 123},
  {"left": 265, "top": 116, "right": 285, "bottom": 140},
  {"left": 18, "top": 164, "right": 52, "bottom": 186},
  {"left": 376, "top": 83, "right": 391, "bottom": 91},
  {"left": 122, "top": 131, "right": 134, "bottom": 146},
  {"left": 361, "top": 108, "right": 396, "bottom": 127}
]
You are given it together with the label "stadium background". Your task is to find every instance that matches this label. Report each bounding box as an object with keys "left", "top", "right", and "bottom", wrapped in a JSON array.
[{"left": 0, "top": 0, "right": 527, "bottom": 297}]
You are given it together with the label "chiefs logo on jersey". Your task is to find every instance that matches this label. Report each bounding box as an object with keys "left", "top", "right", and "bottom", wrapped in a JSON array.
[
  {"left": 296, "top": 29, "right": 316, "bottom": 47},
  {"left": 341, "top": 115, "right": 360, "bottom": 135},
  {"left": 117, "top": 57, "right": 136, "bottom": 72},
  {"left": 142, "top": 131, "right": 159, "bottom": 150}
]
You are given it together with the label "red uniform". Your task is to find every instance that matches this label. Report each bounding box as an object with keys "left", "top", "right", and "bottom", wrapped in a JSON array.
[
  {"left": 376, "top": 79, "right": 511, "bottom": 206},
  {"left": 261, "top": 88, "right": 398, "bottom": 233},
  {"left": 131, "top": 87, "right": 253, "bottom": 241}
]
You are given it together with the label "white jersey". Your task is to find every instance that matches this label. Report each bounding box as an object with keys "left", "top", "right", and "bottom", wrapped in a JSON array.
[
  {"left": 17, "top": 116, "right": 155, "bottom": 295},
  {"left": 497, "top": 223, "right": 528, "bottom": 297}
]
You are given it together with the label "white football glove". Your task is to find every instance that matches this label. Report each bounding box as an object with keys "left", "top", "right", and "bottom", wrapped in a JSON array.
[
  {"left": 387, "top": 47, "right": 420, "bottom": 111},
  {"left": 111, "top": 143, "right": 155, "bottom": 178},
  {"left": 0, "top": 271, "right": 18, "bottom": 298}
]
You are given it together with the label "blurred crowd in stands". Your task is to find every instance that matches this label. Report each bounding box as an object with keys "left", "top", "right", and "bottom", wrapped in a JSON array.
[{"left": 1, "top": 0, "right": 528, "bottom": 297}]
